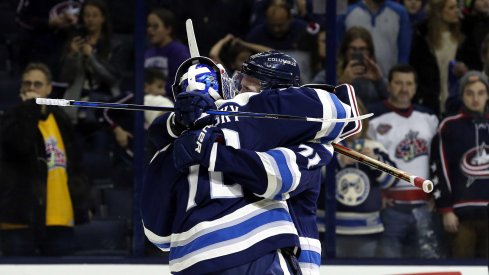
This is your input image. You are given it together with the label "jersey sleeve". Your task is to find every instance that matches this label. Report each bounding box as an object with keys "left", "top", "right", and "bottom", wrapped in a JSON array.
[
  {"left": 216, "top": 86, "right": 353, "bottom": 147},
  {"left": 202, "top": 140, "right": 334, "bottom": 200},
  {"left": 147, "top": 112, "right": 180, "bottom": 150},
  {"left": 141, "top": 147, "right": 177, "bottom": 251},
  {"left": 431, "top": 130, "right": 454, "bottom": 213}
]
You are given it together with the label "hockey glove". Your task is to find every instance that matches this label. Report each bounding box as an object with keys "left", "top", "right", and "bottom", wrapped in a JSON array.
[
  {"left": 175, "top": 91, "right": 216, "bottom": 129},
  {"left": 173, "top": 126, "right": 224, "bottom": 171}
]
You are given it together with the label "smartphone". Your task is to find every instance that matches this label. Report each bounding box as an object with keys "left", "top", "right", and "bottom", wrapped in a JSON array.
[
  {"left": 72, "top": 25, "right": 88, "bottom": 38},
  {"left": 351, "top": 52, "right": 364, "bottom": 67}
]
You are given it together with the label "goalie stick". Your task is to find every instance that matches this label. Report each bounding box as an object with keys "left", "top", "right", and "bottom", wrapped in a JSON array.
[
  {"left": 36, "top": 97, "right": 433, "bottom": 193},
  {"left": 35, "top": 98, "right": 372, "bottom": 123}
]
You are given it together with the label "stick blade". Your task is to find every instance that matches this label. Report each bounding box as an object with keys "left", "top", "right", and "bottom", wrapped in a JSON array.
[{"left": 186, "top": 19, "right": 200, "bottom": 58}]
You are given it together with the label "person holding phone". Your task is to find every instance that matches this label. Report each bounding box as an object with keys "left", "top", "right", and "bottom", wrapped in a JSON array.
[
  {"left": 337, "top": 27, "right": 387, "bottom": 107},
  {"left": 59, "top": 0, "right": 123, "bottom": 125}
]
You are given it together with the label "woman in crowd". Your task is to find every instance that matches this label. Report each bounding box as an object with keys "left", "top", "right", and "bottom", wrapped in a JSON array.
[
  {"left": 59, "top": 0, "right": 122, "bottom": 127},
  {"left": 410, "top": 0, "right": 464, "bottom": 117}
]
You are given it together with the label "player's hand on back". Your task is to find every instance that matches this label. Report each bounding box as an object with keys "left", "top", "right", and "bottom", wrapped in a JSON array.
[
  {"left": 173, "top": 126, "right": 224, "bottom": 171},
  {"left": 175, "top": 91, "right": 217, "bottom": 129}
]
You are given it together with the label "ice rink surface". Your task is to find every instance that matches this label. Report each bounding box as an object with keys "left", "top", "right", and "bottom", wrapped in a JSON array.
[{"left": 0, "top": 264, "right": 487, "bottom": 275}]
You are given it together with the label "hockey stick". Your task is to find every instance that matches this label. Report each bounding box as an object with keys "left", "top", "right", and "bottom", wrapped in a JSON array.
[
  {"left": 332, "top": 143, "right": 433, "bottom": 193},
  {"left": 35, "top": 97, "right": 432, "bottom": 192},
  {"left": 35, "top": 98, "right": 372, "bottom": 123}
]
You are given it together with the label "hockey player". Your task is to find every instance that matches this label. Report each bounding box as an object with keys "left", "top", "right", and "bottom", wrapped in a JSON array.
[{"left": 142, "top": 51, "right": 356, "bottom": 274}]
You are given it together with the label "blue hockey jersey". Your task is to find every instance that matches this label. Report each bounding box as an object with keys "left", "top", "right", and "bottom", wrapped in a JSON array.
[
  {"left": 432, "top": 110, "right": 489, "bottom": 218},
  {"left": 204, "top": 141, "right": 332, "bottom": 274},
  {"left": 334, "top": 139, "right": 398, "bottom": 235},
  {"left": 142, "top": 86, "right": 354, "bottom": 274}
]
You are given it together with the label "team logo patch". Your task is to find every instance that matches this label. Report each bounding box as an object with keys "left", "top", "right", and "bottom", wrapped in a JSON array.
[
  {"left": 376, "top": 123, "right": 392, "bottom": 135},
  {"left": 45, "top": 137, "right": 66, "bottom": 170},
  {"left": 336, "top": 168, "right": 370, "bottom": 206},
  {"left": 460, "top": 143, "right": 489, "bottom": 178},
  {"left": 395, "top": 130, "right": 428, "bottom": 162}
]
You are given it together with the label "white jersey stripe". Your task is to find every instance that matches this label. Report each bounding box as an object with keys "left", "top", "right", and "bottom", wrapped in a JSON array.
[{"left": 170, "top": 222, "right": 297, "bottom": 272}]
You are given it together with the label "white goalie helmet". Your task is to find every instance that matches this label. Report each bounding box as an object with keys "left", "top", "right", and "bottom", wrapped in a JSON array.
[{"left": 172, "top": 56, "right": 236, "bottom": 100}]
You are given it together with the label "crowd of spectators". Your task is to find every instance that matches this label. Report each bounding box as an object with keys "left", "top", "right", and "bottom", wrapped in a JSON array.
[{"left": 0, "top": 0, "right": 487, "bottom": 260}]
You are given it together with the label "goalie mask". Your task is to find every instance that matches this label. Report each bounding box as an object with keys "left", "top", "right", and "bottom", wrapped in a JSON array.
[
  {"left": 233, "top": 50, "right": 301, "bottom": 93},
  {"left": 172, "top": 56, "right": 236, "bottom": 100}
]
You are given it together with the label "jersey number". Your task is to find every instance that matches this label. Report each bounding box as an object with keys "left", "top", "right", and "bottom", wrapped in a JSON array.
[{"left": 186, "top": 129, "right": 244, "bottom": 210}]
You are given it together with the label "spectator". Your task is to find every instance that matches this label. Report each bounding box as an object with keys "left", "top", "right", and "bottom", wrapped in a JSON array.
[
  {"left": 59, "top": 0, "right": 122, "bottom": 125},
  {"left": 401, "top": 0, "right": 427, "bottom": 28},
  {"left": 247, "top": 2, "right": 320, "bottom": 82},
  {"left": 246, "top": 2, "right": 308, "bottom": 51},
  {"left": 0, "top": 63, "right": 90, "bottom": 256},
  {"left": 104, "top": 68, "right": 173, "bottom": 149},
  {"left": 143, "top": 68, "right": 174, "bottom": 126},
  {"left": 101, "top": 67, "right": 174, "bottom": 186},
  {"left": 250, "top": 0, "right": 313, "bottom": 27},
  {"left": 311, "top": 28, "right": 326, "bottom": 82},
  {"left": 144, "top": 8, "right": 190, "bottom": 96},
  {"left": 170, "top": 0, "right": 253, "bottom": 56},
  {"left": 337, "top": 0, "right": 412, "bottom": 77},
  {"left": 335, "top": 26, "right": 387, "bottom": 107},
  {"left": 446, "top": 33, "right": 489, "bottom": 114},
  {"left": 335, "top": 99, "right": 398, "bottom": 258},
  {"left": 409, "top": 0, "right": 464, "bottom": 117},
  {"left": 209, "top": 34, "right": 272, "bottom": 76},
  {"left": 456, "top": 0, "right": 489, "bottom": 71},
  {"left": 432, "top": 70, "right": 489, "bottom": 259},
  {"left": 15, "top": 0, "right": 82, "bottom": 75},
  {"left": 368, "top": 64, "right": 441, "bottom": 258}
]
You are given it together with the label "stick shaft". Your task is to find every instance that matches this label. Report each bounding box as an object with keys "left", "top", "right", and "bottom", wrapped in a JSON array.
[
  {"left": 332, "top": 143, "right": 409, "bottom": 182},
  {"left": 208, "top": 109, "right": 371, "bottom": 122},
  {"left": 40, "top": 99, "right": 368, "bottom": 123},
  {"left": 69, "top": 100, "right": 175, "bottom": 112}
]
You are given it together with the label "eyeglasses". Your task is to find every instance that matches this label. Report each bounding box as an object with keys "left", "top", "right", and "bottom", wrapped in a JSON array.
[{"left": 21, "top": 80, "right": 45, "bottom": 90}]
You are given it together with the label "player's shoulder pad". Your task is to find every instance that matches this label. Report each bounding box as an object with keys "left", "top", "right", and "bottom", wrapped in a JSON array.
[{"left": 300, "top": 83, "right": 335, "bottom": 92}]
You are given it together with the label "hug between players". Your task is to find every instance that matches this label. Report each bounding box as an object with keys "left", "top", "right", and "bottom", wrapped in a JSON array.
[{"left": 0, "top": 0, "right": 487, "bottom": 266}]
